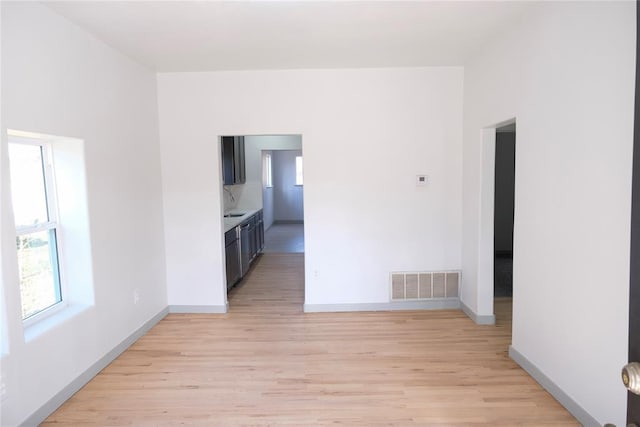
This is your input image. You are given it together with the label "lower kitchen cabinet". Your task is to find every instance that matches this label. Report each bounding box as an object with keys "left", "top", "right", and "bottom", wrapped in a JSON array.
[
  {"left": 225, "top": 209, "right": 264, "bottom": 290},
  {"left": 225, "top": 227, "right": 241, "bottom": 289}
]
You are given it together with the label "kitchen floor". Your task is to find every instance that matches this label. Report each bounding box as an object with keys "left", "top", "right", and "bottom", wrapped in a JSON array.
[{"left": 263, "top": 223, "right": 304, "bottom": 253}]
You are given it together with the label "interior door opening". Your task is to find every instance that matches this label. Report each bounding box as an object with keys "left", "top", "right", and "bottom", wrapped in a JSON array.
[
  {"left": 220, "top": 134, "right": 305, "bottom": 309},
  {"left": 493, "top": 122, "right": 516, "bottom": 324},
  {"left": 494, "top": 124, "right": 516, "bottom": 298}
]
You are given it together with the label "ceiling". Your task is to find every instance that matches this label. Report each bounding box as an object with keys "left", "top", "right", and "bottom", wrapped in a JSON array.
[{"left": 44, "top": 1, "right": 538, "bottom": 73}]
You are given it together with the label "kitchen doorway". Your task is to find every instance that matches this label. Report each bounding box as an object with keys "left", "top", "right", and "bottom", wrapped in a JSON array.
[{"left": 222, "top": 134, "right": 305, "bottom": 310}]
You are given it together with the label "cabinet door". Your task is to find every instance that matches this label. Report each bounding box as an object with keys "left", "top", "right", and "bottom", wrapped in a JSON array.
[
  {"left": 221, "top": 136, "right": 246, "bottom": 185},
  {"left": 225, "top": 229, "right": 241, "bottom": 289},
  {"left": 221, "top": 136, "right": 235, "bottom": 185},
  {"left": 234, "top": 136, "right": 246, "bottom": 184},
  {"left": 248, "top": 218, "right": 257, "bottom": 260}
]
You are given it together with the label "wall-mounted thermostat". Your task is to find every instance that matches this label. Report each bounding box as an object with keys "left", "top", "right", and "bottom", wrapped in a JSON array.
[{"left": 416, "top": 175, "right": 429, "bottom": 186}]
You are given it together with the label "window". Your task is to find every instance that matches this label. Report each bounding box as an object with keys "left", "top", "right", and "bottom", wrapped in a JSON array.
[
  {"left": 264, "top": 154, "right": 273, "bottom": 188},
  {"left": 7, "top": 130, "right": 94, "bottom": 337},
  {"left": 8, "top": 140, "right": 63, "bottom": 320},
  {"left": 295, "top": 156, "right": 303, "bottom": 186}
]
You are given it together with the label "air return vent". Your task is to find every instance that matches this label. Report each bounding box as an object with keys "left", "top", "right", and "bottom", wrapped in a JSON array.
[{"left": 390, "top": 271, "right": 460, "bottom": 301}]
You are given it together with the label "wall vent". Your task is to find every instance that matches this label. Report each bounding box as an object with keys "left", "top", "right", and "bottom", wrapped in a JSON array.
[{"left": 390, "top": 271, "right": 460, "bottom": 301}]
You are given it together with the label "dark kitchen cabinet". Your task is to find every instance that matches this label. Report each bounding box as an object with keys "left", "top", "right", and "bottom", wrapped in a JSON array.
[
  {"left": 221, "top": 136, "right": 246, "bottom": 185},
  {"left": 248, "top": 215, "right": 258, "bottom": 262},
  {"left": 225, "top": 209, "right": 265, "bottom": 291},
  {"left": 256, "top": 210, "right": 264, "bottom": 252},
  {"left": 225, "top": 227, "right": 241, "bottom": 289}
]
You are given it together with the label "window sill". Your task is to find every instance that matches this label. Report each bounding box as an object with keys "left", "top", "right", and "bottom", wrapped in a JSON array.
[{"left": 24, "top": 303, "right": 91, "bottom": 343}]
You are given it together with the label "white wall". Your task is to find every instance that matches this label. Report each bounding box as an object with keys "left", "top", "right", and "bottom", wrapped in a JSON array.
[
  {"left": 0, "top": 3, "right": 167, "bottom": 425},
  {"left": 462, "top": 2, "right": 635, "bottom": 424},
  {"left": 273, "top": 150, "right": 304, "bottom": 222},
  {"left": 158, "top": 67, "right": 463, "bottom": 308}
]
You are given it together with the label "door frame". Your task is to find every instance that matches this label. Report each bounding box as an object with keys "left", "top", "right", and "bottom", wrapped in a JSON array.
[
  {"left": 477, "top": 118, "right": 516, "bottom": 323},
  {"left": 219, "top": 133, "right": 306, "bottom": 309},
  {"left": 627, "top": 0, "right": 640, "bottom": 421}
]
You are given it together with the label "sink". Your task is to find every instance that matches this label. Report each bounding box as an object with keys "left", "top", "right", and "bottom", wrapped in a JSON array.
[{"left": 224, "top": 213, "right": 245, "bottom": 218}]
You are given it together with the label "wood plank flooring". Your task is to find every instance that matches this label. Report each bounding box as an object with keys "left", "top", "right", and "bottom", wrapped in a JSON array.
[{"left": 44, "top": 254, "right": 577, "bottom": 426}]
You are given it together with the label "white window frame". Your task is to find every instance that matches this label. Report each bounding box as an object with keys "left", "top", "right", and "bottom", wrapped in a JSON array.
[
  {"left": 9, "top": 136, "right": 67, "bottom": 326},
  {"left": 295, "top": 155, "right": 303, "bottom": 186},
  {"left": 264, "top": 153, "right": 273, "bottom": 188}
]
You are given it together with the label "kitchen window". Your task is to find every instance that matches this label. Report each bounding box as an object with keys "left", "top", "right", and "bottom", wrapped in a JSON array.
[
  {"left": 8, "top": 139, "right": 63, "bottom": 321},
  {"left": 295, "top": 156, "right": 303, "bottom": 186},
  {"left": 264, "top": 153, "right": 273, "bottom": 188}
]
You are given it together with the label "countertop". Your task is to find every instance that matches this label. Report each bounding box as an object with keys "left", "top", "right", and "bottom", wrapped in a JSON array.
[{"left": 223, "top": 208, "right": 261, "bottom": 233}]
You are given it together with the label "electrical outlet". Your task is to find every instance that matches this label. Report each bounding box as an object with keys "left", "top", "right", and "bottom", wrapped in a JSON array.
[{"left": 133, "top": 289, "right": 140, "bottom": 305}]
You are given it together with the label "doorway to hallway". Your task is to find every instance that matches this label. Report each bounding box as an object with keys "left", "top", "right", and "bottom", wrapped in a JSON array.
[{"left": 494, "top": 123, "right": 516, "bottom": 299}]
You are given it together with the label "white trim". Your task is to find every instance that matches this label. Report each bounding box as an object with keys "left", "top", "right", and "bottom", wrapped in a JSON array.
[
  {"left": 168, "top": 304, "right": 228, "bottom": 314},
  {"left": 304, "top": 299, "right": 460, "bottom": 313},
  {"left": 509, "top": 346, "right": 600, "bottom": 427},
  {"left": 19, "top": 307, "right": 169, "bottom": 427},
  {"left": 460, "top": 300, "right": 495, "bottom": 325}
]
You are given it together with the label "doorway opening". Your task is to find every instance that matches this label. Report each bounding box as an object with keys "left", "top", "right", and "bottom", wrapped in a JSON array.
[
  {"left": 476, "top": 119, "right": 516, "bottom": 327},
  {"left": 221, "top": 134, "right": 305, "bottom": 310},
  {"left": 494, "top": 124, "right": 516, "bottom": 297},
  {"left": 493, "top": 122, "right": 516, "bottom": 325}
]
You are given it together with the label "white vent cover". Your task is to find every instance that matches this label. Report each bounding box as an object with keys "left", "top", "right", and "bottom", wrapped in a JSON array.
[{"left": 391, "top": 271, "right": 460, "bottom": 301}]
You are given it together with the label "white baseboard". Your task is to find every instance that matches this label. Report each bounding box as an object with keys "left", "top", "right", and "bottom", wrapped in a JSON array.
[
  {"left": 460, "top": 300, "right": 496, "bottom": 325},
  {"left": 168, "top": 304, "right": 228, "bottom": 314},
  {"left": 509, "top": 346, "right": 600, "bottom": 426},
  {"left": 304, "top": 299, "right": 460, "bottom": 313},
  {"left": 20, "top": 307, "right": 169, "bottom": 427}
]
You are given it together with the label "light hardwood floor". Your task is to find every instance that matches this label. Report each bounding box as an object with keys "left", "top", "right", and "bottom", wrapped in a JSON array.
[{"left": 44, "top": 254, "right": 577, "bottom": 426}]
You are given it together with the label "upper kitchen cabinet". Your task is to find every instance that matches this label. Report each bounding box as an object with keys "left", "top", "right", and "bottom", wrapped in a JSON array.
[{"left": 221, "top": 136, "right": 246, "bottom": 185}]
